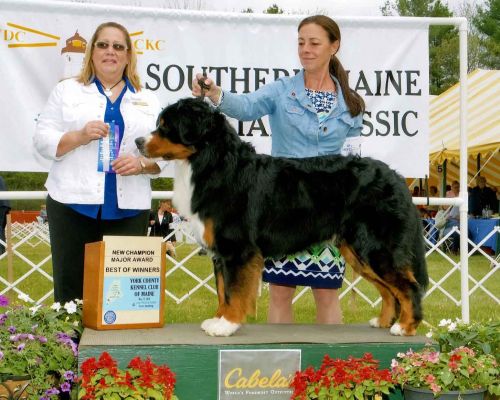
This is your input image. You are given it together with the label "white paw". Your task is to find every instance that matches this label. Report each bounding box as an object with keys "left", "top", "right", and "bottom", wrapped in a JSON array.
[
  {"left": 201, "top": 317, "right": 220, "bottom": 332},
  {"left": 390, "top": 322, "right": 405, "bottom": 336},
  {"left": 369, "top": 317, "right": 380, "bottom": 328},
  {"left": 202, "top": 316, "right": 241, "bottom": 337}
]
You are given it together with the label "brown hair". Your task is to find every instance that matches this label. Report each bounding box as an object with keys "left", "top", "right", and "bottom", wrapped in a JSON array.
[
  {"left": 77, "top": 22, "right": 141, "bottom": 91},
  {"left": 298, "top": 15, "right": 364, "bottom": 117}
]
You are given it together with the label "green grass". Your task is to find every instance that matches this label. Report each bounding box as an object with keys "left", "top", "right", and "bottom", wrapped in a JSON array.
[{"left": 1, "top": 239, "right": 498, "bottom": 335}]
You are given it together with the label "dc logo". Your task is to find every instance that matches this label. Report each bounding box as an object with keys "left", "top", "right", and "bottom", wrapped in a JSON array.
[{"left": 104, "top": 310, "right": 116, "bottom": 324}]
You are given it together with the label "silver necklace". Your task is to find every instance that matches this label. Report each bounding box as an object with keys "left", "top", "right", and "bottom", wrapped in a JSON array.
[{"left": 103, "top": 79, "right": 122, "bottom": 96}]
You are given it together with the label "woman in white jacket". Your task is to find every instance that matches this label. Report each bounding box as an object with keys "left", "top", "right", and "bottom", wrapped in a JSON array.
[{"left": 34, "top": 22, "right": 164, "bottom": 303}]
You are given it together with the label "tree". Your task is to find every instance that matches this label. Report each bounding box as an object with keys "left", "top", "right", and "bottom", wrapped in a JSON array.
[
  {"left": 264, "top": 4, "right": 284, "bottom": 14},
  {"left": 473, "top": 0, "right": 500, "bottom": 69},
  {"left": 381, "top": 0, "right": 457, "bottom": 94}
]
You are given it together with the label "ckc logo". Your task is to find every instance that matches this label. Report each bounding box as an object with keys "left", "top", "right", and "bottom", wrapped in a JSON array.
[{"left": 131, "top": 32, "right": 165, "bottom": 54}]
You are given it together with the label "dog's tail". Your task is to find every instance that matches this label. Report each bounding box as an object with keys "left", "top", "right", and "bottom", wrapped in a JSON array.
[{"left": 411, "top": 214, "right": 429, "bottom": 293}]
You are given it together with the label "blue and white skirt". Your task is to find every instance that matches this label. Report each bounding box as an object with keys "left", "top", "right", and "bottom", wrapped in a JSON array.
[{"left": 262, "top": 242, "right": 345, "bottom": 289}]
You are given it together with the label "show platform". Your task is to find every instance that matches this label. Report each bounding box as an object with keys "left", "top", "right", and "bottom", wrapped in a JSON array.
[{"left": 79, "top": 323, "right": 428, "bottom": 399}]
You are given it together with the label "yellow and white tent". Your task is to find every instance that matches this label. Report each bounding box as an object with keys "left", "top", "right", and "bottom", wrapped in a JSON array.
[{"left": 428, "top": 69, "right": 499, "bottom": 188}]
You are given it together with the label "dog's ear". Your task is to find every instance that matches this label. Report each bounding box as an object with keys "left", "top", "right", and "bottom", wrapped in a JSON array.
[{"left": 175, "top": 99, "right": 215, "bottom": 145}]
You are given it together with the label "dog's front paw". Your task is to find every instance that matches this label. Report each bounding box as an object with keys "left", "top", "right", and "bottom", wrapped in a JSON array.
[
  {"left": 201, "top": 317, "right": 220, "bottom": 333},
  {"left": 369, "top": 317, "right": 381, "bottom": 328},
  {"left": 389, "top": 322, "right": 405, "bottom": 336},
  {"left": 201, "top": 316, "right": 241, "bottom": 337}
]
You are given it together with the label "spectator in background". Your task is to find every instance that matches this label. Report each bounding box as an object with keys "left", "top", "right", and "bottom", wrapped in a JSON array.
[
  {"left": 39, "top": 204, "right": 48, "bottom": 223},
  {"left": 424, "top": 185, "right": 439, "bottom": 218},
  {"left": 446, "top": 180, "right": 459, "bottom": 198},
  {"left": 150, "top": 199, "right": 174, "bottom": 240},
  {"left": 149, "top": 200, "right": 176, "bottom": 257},
  {"left": 441, "top": 180, "right": 470, "bottom": 255},
  {"left": 469, "top": 176, "right": 497, "bottom": 217},
  {"left": 0, "top": 176, "right": 11, "bottom": 255}
]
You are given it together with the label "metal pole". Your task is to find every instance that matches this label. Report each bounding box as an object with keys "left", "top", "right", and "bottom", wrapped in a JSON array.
[
  {"left": 7, "top": 213, "right": 13, "bottom": 283},
  {"left": 458, "top": 20, "right": 469, "bottom": 323}
]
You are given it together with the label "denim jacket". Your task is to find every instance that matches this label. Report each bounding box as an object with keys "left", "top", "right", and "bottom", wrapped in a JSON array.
[{"left": 219, "top": 70, "right": 363, "bottom": 158}]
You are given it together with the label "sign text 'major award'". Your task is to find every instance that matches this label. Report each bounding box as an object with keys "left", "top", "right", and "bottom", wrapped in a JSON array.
[{"left": 83, "top": 235, "right": 165, "bottom": 330}]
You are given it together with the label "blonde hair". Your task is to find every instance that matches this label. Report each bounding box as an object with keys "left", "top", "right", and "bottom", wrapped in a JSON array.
[{"left": 77, "top": 22, "right": 141, "bottom": 92}]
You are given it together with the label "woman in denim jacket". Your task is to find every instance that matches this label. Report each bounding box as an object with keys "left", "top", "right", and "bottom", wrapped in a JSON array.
[{"left": 192, "top": 15, "right": 364, "bottom": 325}]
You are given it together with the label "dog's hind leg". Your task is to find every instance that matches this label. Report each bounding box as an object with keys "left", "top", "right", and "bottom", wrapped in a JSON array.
[
  {"left": 385, "top": 270, "right": 422, "bottom": 336},
  {"left": 201, "top": 252, "right": 264, "bottom": 337},
  {"left": 341, "top": 243, "right": 422, "bottom": 336},
  {"left": 367, "top": 282, "right": 398, "bottom": 328},
  {"left": 339, "top": 243, "right": 398, "bottom": 330}
]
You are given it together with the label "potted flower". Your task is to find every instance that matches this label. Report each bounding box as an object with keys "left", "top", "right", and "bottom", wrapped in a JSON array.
[
  {"left": 79, "top": 351, "right": 179, "bottom": 400},
  {"left": 391, "top": 346, "right": 499, "bottom": 399},
  {"left": 426, "top": 319, "right": 499, "bottom": 359},
  {"left": 0, "top": 294, "right": 82, "bottom": 399},
  {"left": 290, "top": 352, "right": 395, "bottom": 400}
]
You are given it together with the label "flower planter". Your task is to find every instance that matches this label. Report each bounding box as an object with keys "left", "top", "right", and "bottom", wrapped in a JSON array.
[
  {"left": 0, "top": 375, "right": 31, "bottom": 400},
  {"left": 403, "top": 386, "right": 486, "bottom": 400}
]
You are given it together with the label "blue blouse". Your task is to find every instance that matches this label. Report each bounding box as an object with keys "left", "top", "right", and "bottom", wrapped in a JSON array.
[
  {"left": 68, "top": 78, "right": 141, "bottom": 220},
  {"left": 305, "top": 88, "right": 338, "bottom": 123}
]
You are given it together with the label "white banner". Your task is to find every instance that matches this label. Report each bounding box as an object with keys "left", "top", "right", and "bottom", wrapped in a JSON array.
[{"left": 0, "top": 0, "right": 429, "bottom": 177}]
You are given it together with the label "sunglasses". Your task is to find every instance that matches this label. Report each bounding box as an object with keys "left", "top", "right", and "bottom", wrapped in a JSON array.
[{"left": 94, "top": 41, "right": 128, "bottom": 52}]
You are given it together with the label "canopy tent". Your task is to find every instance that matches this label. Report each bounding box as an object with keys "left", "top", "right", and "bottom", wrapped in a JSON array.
[{"left": 428, "top": 69, "right": 500, "bottom": 189}]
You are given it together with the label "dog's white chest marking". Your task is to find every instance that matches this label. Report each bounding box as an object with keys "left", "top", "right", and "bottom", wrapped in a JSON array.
[{"left": 173, "top": 160, "right": 206, "bottom": 246}]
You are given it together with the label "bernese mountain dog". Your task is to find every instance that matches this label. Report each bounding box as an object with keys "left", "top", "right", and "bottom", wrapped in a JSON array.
[{"left": 136, "top": 98, "right": 428, "bottom": 337}]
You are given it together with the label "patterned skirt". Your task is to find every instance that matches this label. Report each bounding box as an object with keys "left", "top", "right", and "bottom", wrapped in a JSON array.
[{"left": 262, "top": 242, "right": 345, "bottom": 289}]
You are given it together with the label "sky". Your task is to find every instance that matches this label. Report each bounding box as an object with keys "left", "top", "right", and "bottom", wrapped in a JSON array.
[
  {"left": 80, "top": 0, "right": 481, "bottom": 16},
  {"left": 202, "top": 0, "right": 387, "bottom": 15}
]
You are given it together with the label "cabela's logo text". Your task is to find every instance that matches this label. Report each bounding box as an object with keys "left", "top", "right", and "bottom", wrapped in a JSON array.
[{"left": 224, "top": 367, "right": 292, "bottom": 389}]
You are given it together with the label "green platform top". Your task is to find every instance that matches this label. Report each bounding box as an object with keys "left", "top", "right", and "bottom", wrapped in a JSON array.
[{"left": 80, "top": 323, "right": 428, "bottom": 347}]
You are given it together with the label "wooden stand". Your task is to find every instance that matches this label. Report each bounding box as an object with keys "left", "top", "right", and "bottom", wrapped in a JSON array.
[{"left": 83, "top": 236, "right": 165, "bottom": 330}]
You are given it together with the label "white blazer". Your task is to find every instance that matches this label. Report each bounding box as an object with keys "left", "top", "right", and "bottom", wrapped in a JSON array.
[{"left": 34, "top": 78, "right": 164, "bottom": 210}]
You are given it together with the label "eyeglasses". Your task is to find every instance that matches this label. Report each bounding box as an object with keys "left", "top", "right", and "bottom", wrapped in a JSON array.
[{"left": 94, "top": 41, "right": 128, "bottom": 52}]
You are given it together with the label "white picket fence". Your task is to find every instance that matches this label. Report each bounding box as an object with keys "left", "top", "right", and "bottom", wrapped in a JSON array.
[{"left": 0, "top": 219, "right": 498, "bottom": 310}]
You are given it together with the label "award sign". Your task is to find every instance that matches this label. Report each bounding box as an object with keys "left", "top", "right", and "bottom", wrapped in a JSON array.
[{"left": 83, "top": 235, "right": 166, "bottom": 330}]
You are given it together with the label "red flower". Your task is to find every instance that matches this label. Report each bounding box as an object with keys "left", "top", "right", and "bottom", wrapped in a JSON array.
[
  {"left": 290, "top": 353, "right": 395, "bottom": 400},
  {"left": 79, "top": 352, "right": 177, "bottom": 400}
]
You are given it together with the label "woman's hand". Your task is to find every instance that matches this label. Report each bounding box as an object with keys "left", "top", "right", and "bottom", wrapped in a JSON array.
[
  {"left": 79, "top": 121, "right": 109, "bottom": 145},
  {"left": 112, "top": 154, "right": 144, "bottom": 176},
  {"left": 192, "top": 73, "right": 222, "bottom": 104},
  {"left": 55, "top": 120, "right": 109, "bottom": 157}
]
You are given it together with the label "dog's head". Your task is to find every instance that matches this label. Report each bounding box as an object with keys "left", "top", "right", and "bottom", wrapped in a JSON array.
[{"left": 136, "top": 98, "right": 218, "bottom": 160}]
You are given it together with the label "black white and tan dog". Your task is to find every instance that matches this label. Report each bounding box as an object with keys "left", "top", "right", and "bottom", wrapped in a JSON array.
[{"left": 136, "top": 98, "right": 428, "bottom": 337}]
